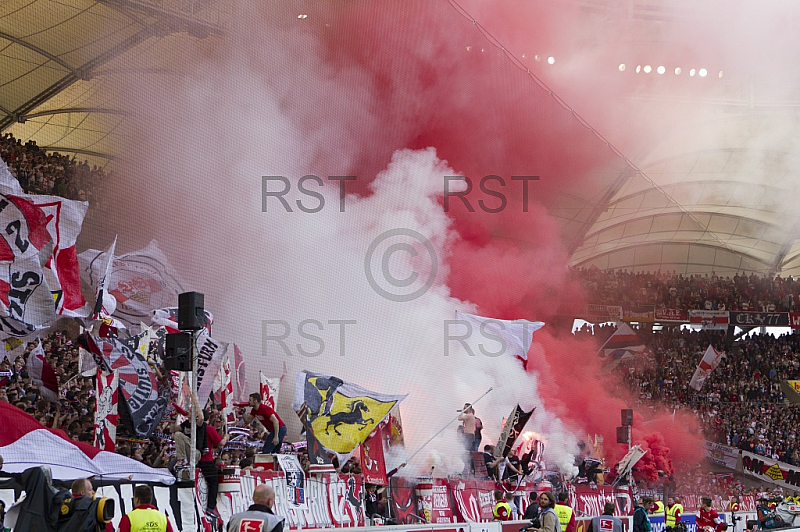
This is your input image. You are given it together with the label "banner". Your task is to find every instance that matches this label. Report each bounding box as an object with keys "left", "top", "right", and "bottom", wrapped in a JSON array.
[
  {"left": 94, "top": 369, "right": 119, "bottom": 451},
  {"left": 260, "top": 371, "right": 280, "bottom": 409},
  {"left": 729, "top": 312, "right": 788, "bottom": 327},
  {"left": 782, "top": 380, "right": 800, "bottom": 403},
  {"left": 791, "top": 313, "right": 800, "bottom": 329},
  {"left": 360, "top": 429, "right": 388, "bottom": 485},
  {"left": 741, "top": 451, "right": 800, "bottom": 492},
  {"left": 584, "top": 304, "right": 623, "bottom": 323},
  {"left": 704, "top": 440, "right": 739, "bottom": 470},
  {"left": 654, "top": 308, "right": 688, "bottom": 322},
  {"left": 276, "top": 454, "right": 308, "bottom": 510},
  {"left": 623, "top": 306, "right": 655, "bottom": 323},
  {"left": 689, "top": 345, "right": 725, "bottom": 391},
  {"left": 494, "top": 404, "right": 534, "bottom": 458},
  {"left": 689, "top": 310, "right": 729, "bottom": 330},
  {"left": 389, "top": 477, "right": 419, "bottom": 524},
  {"left": 569, "top": 485, "right": 633, "bottom": 516},
  {"left": 291, "top": 370, "right": 407, "bottom": 464},
  {"left": 79, "top": 240, "right": 186, "bottom": 327},
  {"left": 417, "top": 478, "right": 455, "bottom": 524}
]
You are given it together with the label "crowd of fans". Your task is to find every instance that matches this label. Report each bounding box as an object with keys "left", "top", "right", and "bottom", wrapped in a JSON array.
[
  {"left": 572, "top": 267, "right": 800, "bottom": 312},
  {"left": 0, "top": 132, "right": 108, "bottom": 202},
  {"left": 2, "top": 138, "right": 800, "bottom": 500}
]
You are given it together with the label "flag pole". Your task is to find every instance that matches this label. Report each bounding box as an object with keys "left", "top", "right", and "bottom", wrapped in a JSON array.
[{"left": 404, "top": 387, "right": 493, "bottom": 466}]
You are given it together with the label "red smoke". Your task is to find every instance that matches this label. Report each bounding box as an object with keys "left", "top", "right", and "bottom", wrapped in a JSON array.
[{"left": 299, "top": 0, "right": 706, "bottom": 472}]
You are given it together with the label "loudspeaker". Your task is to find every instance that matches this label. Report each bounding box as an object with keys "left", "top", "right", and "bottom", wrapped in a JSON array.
[
  {"left": 616, "top": 426, "right": 630, "bottom": 444},
  {"left": 178, "top": 291, "right": 205, "bottom": 331},
  {"left": 164, "top": 332, "right": 192, "bottom": 371},
  {"left": 621, "top": 408, "right": 633, "bottom": 427}
]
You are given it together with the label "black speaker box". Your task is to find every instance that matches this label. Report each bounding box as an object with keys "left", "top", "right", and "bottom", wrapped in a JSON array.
[
  {"left": 621, "top": 408, "right": 633, "bottom": 427},
  {"left": 178, "top": 291, "right": 205, "bottom": 331},
  {"left": 616, "top": 426, "right": 630, "bottom": 444},
  {"left": 164, "top": 332, "right": 193, "bottom": 371}
]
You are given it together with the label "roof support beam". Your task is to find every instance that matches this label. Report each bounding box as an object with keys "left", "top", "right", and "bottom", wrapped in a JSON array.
[
  {"left": 21, "top": 108, "right": 128, "bottom": 120},
  {"left": 0, "top": 31, "right": 80, "bottom": 77}
]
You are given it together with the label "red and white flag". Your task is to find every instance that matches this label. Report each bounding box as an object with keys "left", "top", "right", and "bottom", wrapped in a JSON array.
[
  {"left": 260, "top": 370, "right": 280, "bottom": 409},
  {"left": 689, "top": 344, "right": 726, "bottom": 391},
  {"left": 233, "top": 343, "right": 249, "bottom": 402},
  {"left": 93, "top": 368, "right": 119, "bottom": 451},
  {"left": 26, "top": 340, "right": 59, "bottom": 402},
  {"left": 360, "top": 427, "right": 388, "bottom": 485},
  {"left": 0, "top": 158, "right": 89, "bottom": 320},
  {"left": 0, "top": 401, "right": 173, "bottom": 483}
]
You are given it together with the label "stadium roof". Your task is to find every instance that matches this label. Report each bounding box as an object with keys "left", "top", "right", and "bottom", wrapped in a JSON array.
[{"left": 3, "top": 0, "right": 800, "bottom": 277}]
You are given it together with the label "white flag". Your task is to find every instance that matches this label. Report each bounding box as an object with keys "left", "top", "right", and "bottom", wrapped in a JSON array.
[{"left": 454, "top": 310, "right": 544, "bottom": 361}]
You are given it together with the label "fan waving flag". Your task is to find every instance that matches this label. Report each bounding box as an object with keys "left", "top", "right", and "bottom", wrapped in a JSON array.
[
  {"left": 291, "top": 370, "right": 407, "bottom": 465},
  {"left": 689, "top": 344, "right": 726, "bottom": 391},
  {"left": 454, "top": 311, "right": 544, "bottom": 365},
  {"left": 598, "top": 322, "right": 649, "bottom": 361},
  {"left": 78, "top": 240, "right": 185, "bottom": 328},
  {"left": 260, "top": 371, "right": 280, "bottom": 409},
  {"left": 494, "top": 404, "right": 535, "bottom": 458}
]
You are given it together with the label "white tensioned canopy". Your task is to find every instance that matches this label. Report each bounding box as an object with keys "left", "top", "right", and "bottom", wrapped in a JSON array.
[
  {"left": 0, "top": 0, "right": 228, "bottom": 167},
  {"left": 3, "top": 0, "right": 800, "bottom": 276}
]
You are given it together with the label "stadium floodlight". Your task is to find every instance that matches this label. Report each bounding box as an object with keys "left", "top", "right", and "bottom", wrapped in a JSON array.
[
  {"left": 657, "top": 66, "right": 665, "bottom": 74},
  {"left": 547, "top": 56, "right": 555, "bottom": 65},
  {"left": 689, "top": 68, "right": 696, "bottom": 77},
  {"left": 699, "top": 68, "right": 708, "bottom": 77},
  {"left": 619, "top": 63, "right": 626, "bottom": 72},
  {"left": 643, "top": 65, "right": 652, "bottom": 73},
  {"left": 675, "top": 67, "right": 681, "bottom": 75}
]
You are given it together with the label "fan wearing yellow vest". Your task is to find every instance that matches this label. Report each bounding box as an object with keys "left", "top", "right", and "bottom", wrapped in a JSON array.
[
  {"left": 666, "top": 497, "right": 683, "bottom": 529},
  {"left": 494, "top": 490, "right": 513, "bottom": 521},
  {"left": 119, "top": 485, "right": 174, "bottom": 532},
  {"left": 554, "top": 492, "right": 576, "bottom": 532},
  {"left": 650, "top": 500, "right": 665, "bottom": 517}
]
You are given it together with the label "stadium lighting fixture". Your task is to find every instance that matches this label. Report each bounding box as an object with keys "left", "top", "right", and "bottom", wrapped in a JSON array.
[
  {"left": 547, "top": 56, "right": 555, "bottom": 65},
  {"left": 699, "top": 68, "right": 708, "bottom": 77},
  {"left": 675, "top": 67, "right": 681, "bottom": 75},
  {"left": 719, "top": 70, "right": 724, "bottom": 79},
  {"left": 297, "top": 14, "right": 307, "bottom": 18},
  {"left": 619, "top": 63, "right": 626, "bottom": 72},
  {"left": 643, "top": 65, "right": 652, "bottom": 73},
  {"left": 657, "top": 66, "right": 665, "bottom": 74},
  {"left": 689, "top": 68, "right": 696, "bottom": 77},
  {"left": 636, "top": 65, "right": 641, "bottom": 73}
]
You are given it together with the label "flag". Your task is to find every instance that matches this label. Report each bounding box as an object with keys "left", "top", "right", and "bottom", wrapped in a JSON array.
[
  {"left": 291, "top": 370, "right": 407, "bottom": 465},
  {"left": 514, "top": 432, "right": 546, "bottom": 479},
  {"left": 360, "top": 428, "right": 388, "bottom": 485},
  {"left": 0, "top": 158, "right": 90, "bottom": 318},
  {"left": 689, "top": 344, "right": 726, "bottom": 391},
  {"left": 94, "top": 369, "right": 119, "bottom": 451},
  {"left": 260, "top": 371, "right": 280, "bottom": 409},
  {"left": 494, "top": 404, "right": 534, "bottom": 458},
  {"left": 0, "top": 401, "right": 173, "bottom": 483},
  {"left": 81, "top": 331, "right": 169, "bottom": 436},
  {"left": 598, "top": 322, "right": 649, "bottom": 361},
  {"left": 91, "top": 235, "right": 117, "bottom": 317},
  {"left": 220, "top": 355, "right": 235, "bottom": 424},
  {"left": 689, "top": 310, "right": 730, "bottom": 330},
  {"left": 233, "top": 343, "right": 249, "bottom": 402},
  {"left": 0, "top": 193, "right": 56, "bottom": 327},
  {"left": 26, "top": 340, "right": 59, "bottom": 402},
  {"left": 455, "top": 310, "right": 544, "bottom": 364},
  {"left": 195, "top": 330, "right": 228, "bottom": 405},
  {"left": 78, "top": 240, "right": 186, "bottom": 328}
]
